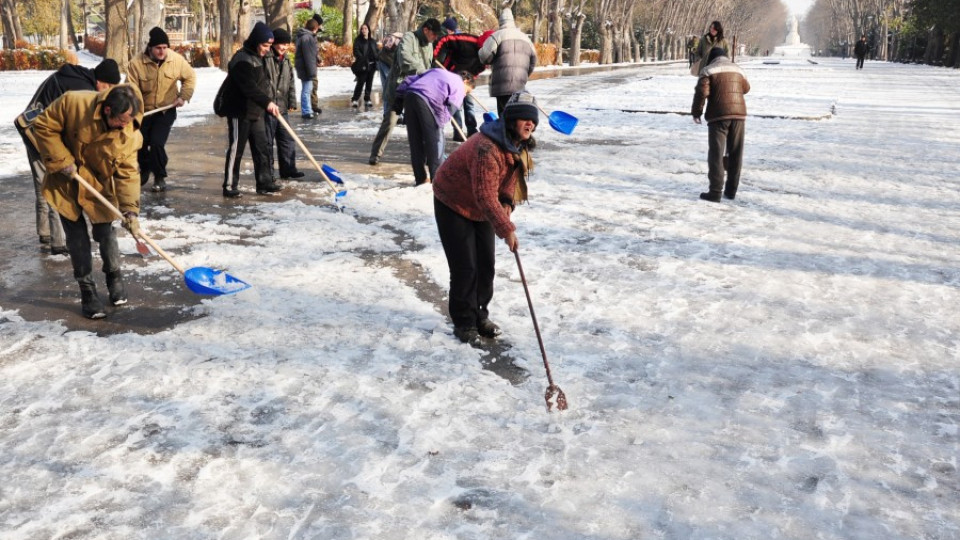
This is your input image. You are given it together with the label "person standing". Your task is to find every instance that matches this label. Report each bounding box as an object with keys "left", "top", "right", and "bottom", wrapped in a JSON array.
[
  {"left": 854, "top": 35, "right": 868, "bottom": 69},
  {"left": 31, "top": 85, "right": 143, "bottom": 319},
  {"left": 376, "top": 32, "right": 404, "bottom": 115},
  {"left": 294, "top": 18, "right": 320, "bottom": 119},
  {"left": 351, "top": 23, "right": 378, "bottom": 109},
  {"left": 217, "top": 22, "right": 282, "bottom": 197},
  {"left": 264, "top": 28, "right": 303, "bottom": 180},
  {"left": 395, "top": 68, "right": 474, "bottom": 185},
  {"left": 310, "top": 13, "right": 325, "bottom": 115},
  {"left": 432, "top": 91, "right": 539, "bottom": 345},
  {"left": 127, "top": 27, "right": 197, "bottom": 192},
  {"left": 478, "top": 8, "right": 537, "bottom": 114},
  {"left": 693, "top": 21, "right": 729, "bottom": 75},
  {"left": 691, "top": 47, "right": 750, "bottom": 202},
  {"left": 368, "top": 18, "right": 442, "bottom": 166},
  {"left": 15, "top": 59, "right": 121, "bottom": 255},
  {"left": 434, "top": 19, "right": 487, "bottom": 140}
]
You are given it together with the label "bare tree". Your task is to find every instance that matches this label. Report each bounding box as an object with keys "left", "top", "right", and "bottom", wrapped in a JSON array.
[
  {"left": 549, "top": 0, "right": 563, "bottom": 64},
  {"left": 60, "top": 0, "right": 70, "bottom": 49},
  {"left": 362, "top": 0, "right": 387, "bottom": 34},
  {"left": 218, "top": 0, "right": 236, "bottom": 70},
  {"left": 105, "top": 0, "right": 130, "bottom": 69},
  {"left": 566, "top": 0, "right": 587, "bottom": 66},
  {"left": 343, "top": 0, "right": 354, "bottom": 46},
  {"left": 263, "top": 0, "right": 291, "bottom": 32}
]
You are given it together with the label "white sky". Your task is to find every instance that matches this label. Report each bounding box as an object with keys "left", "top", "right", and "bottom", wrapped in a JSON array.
[
  {"left": 782, "top": 0, "right": 814, "bottom": 15},
  {"left": 1, "top": 55, "right": 958, "bottom": 538}
]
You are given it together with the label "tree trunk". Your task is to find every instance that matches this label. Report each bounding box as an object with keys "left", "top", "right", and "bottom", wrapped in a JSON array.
[
  {"left": 532, "top": 0, "right": 547, "bottom": 44},
  {"left": 263, "top": 0, "right": 291, "bottom": 32},
  {"left": 60, "top": 0, "right": 70, "bottom": 50},
  {"left": 568, "top": 12, "right": 585, "bottom": 66},
  {"left": 343, "top": 0, "right": 354, "bottom": 47},
  {"left": 105, "top": 0, "right": 130, "bottom": 70},
  {"left": 218, "top": 0, "right": 236, "bottom": 71},
  {"left": 549, "top": 0, "right": 563, "bottom": 65},
  {"left": 599, "top": 22, "right": 613, "bottom": 64},
  {"left": 363, "top": 0, "right": 386, "bottom": 34},
  {"left": 237, "top": 0, "right": 252, "bottom": 44},
  {"left": 1, "top": 0, "right": 19, "bottom": 49}
]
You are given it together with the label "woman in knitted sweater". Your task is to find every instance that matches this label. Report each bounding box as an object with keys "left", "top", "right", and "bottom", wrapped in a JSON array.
[{"left": 432, "top": 91, "right": 539, "bottom": 345}]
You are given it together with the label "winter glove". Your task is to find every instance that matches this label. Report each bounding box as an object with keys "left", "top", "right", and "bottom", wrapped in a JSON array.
[{"left": 122, "top": 212, "right": 140, "bottom": 237}]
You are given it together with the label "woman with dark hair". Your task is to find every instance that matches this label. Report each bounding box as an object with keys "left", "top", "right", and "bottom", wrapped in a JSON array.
[
  {"left": 693, "top": 21, "right": 729, "bottom": 75},
  {"left": 351, "top": 24, "right": 378, "bottom": 108},
  {"left": 432, "top": 91, "right": 539, "bottom": 345}
]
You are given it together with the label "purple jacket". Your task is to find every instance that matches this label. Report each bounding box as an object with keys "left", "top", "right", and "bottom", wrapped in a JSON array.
[{"left": 396, "top": 68, "right": 465, "bottom": 127}]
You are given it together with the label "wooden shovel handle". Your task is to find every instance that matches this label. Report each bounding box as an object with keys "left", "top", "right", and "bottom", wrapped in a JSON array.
[
  {"left": 273, "top": 113, "right": 343, "bottom": 195},
  {"left": 143, "top": 103, "right": 177, "bottom": 117}
]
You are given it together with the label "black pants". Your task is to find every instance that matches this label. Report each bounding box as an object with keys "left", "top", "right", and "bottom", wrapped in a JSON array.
[
  {"left": 435, "top": 198, "right": 496, "bottom": 329},
  {"left": 855, "top": 55, "right": 865, "bottom": 69},
  {"left": 404, "top": 93, "right": 443, "bottom": 185},
  {"left": 707, "top": 119, "right": 745, "bottom": 197},
  {"left": 139, "top": 108, "right": 177, "bottom": 184},
  {"left": 264, "top": 112, "right": 299, "bottom": 177},
  {"left": 496, "top": 95, "right": 511, "bottom": 115},
  {"left": 224, "top": 116, "right": 273, "bottom": 190},
  {"left": 60, "top": 214, "right": 120, "bottom": 279},
  {"left": 351, "top": 68, "right": 375, "bottom": 102}
]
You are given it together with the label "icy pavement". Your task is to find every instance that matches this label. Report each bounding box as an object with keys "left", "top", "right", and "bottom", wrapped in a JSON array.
[{"left": 0, "top": 58, "right": 958, "bottom": 539}]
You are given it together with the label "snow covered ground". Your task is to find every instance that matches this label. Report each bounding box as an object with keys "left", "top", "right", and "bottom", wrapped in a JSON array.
[{"left": 1, "top": 56, "right": 958, "bottom": 539}]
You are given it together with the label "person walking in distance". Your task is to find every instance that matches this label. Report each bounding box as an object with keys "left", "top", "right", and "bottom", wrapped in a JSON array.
[
  {"left": 691, "top": 47, "right": 750, "bottom": 202},
  {"left": 432, "top": 91, "right": 539, "bottom": 345},
  {"left": 31, "top": 85, "right": 144, "bottom": 319},
  {"left": 854, "top": 35, "right": 868, "bottom": 69},
  {"left": 216, "top": 22, "right": 282, "bottom": 197},
  {"left": 395, "top": 69, "right": 474, "bottom": 185},
  {"left": 264, "top": 28, "right": 304, "bottom": 180},
  {"left": 294, "top": 18, "right": 320, "bottom": 119},
  {"left": 127, "top": 27, "right": 197, "bottom": 192},
  {"left": 478, "top": 8, "right": 537, "bottom": 114},
  {"left": 368, "top": 18, "right": 442, "bottom": 166},
  {"left": 351, "top": 23, "right": 378, "bottom": 109},
  {"left": 15, "top": 59, "right": 121, "bottom": 256}
]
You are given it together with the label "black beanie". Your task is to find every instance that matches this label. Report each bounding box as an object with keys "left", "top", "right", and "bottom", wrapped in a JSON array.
[
  {"left": 93, "top": 59, "right": 121, "bottom": 84},
  {"left": 502, "top": 91, "right": 539, "bottom": 127},
  {"left": 147, "top": 27, "right": 170, "bottom": 48},
  {"left": 248, "top": 22, "right": 274, "bottom": 45},
  {"left": 707, "top": 46, "right": 727, "bottom": 65},
  {"left": 272, "top": 28, "right": 292, "bottom": 45}
]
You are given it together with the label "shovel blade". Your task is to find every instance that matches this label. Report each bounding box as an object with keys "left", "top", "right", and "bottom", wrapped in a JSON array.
[
  {"left": 548, "top": 111, "right": 578, "bottom": 135},
  {"left": 135, "top": 239, "right": 153, "bottom": 257},
  {"left": 482, "top": 111, "right": 499, "bottom": 123},
  {"left": 184, "top": 267, "right": 251, "bottom": 295},
  {"left": 321, "top": 163, "right": 344, "bottom": 185}
]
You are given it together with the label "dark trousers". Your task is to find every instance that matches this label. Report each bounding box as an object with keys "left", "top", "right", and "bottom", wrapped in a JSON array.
[
  {"left": 707, "top": 119, "right": 745, "bottom": 197},
  {"left": 496, "top": 95, "right": 511, "bottom": 115},
  {"left": 370, "top": 110, "right": 399, "bottom": 161},
  {"left": 224, "top": 116, "right": 273, "bottom": 190},
  {"left": 264, "top": 113, "right": 299, "bottom": 177},
  {"left": 61, "top": 214, "right": 120, "bottom": 279},
  {"left": 351, "top": 69, "right": 375, "bottom": 102},
  {"left": 855, "top": 55, "right": 865, "bottom": 69},
  {"left": 16, "top": 123, "right": 66, "bottom": 246},
  {"left": 435, "top": 198, "right": 496, "bottom": 329},
  {"left": 404, "top": 93, "right": 443, "bottom": 185},
  {"left": 451, "top": 97, "right": 478, "bottom": 137},
  {"left": 138, "top": 108, "right": 176, "bottom": 184}
]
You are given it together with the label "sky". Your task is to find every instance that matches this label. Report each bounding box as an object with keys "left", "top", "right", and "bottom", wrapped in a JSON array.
[
  {"left": 1, "top": 53, "right": 958, "bottom": 539},
  {"left": 782, "top": 0, "right": 814, "bottom": 15}
]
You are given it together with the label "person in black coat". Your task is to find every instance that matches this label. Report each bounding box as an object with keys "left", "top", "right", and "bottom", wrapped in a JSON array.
[
  {"left": 351, "top": 24, "right": 378, "bottom": 109},
  {"left": 854, "top": 35, "right": 868, "bottom": 70},
  {"left": 264, "top": 27, "right": 303, "bottom": 180},
  {"left": 217, "top": 22, "right": 282, "bottom": 197},
  {"left": 434, "top": 24, "right": 487, "bottom": 139},
  {"left": 15, "top": 59, "right": 121, "bottom": 254}
]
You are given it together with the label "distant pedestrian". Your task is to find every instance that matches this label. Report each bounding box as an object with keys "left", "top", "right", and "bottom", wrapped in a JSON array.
[
  {"left": 310, "top": 13, "right": 325, "bottom": 114},
  {"left": 15, "top": 59, "right": 121, "bottom": 256},
  {"left": 216, "top": 22, "right": 282, "bottom": 197},
  {"left": 264, "top": 28, "right": 304, "bottom": 180},
  {"left": 368, "top": 18, "right": 441, "bottom": 166},
  {"left": 127, "top": 27, "right": 197, "bottom": 192},
  {"left": 395, "top": 68, "right": 474, "bottom": 185},
  {"left": 432, "top": 90, "right": 539, "bottom": 345},
  {"left": 31, "top": 85, "right": 143, "bottom": 319},
  {"left": 434, "top": 23, "right": 488, "bottom": 140},
  {"left": 350, "top": 24, "right": 378, "bottom": 109},
  {"left": 854, "top": 35, "right": 868, "bottom": 69},
  {"left": 691, "top": 47, "right": 750, "bottom": 202},
  {"left": 692, "top": 21, "right": 729, "bottom": 76},
  {"left": 478, "top": 8, "right": 537, "bottom": 114},
  {"left": 294, "top": 18, "right": 320, "bottom": 119}
]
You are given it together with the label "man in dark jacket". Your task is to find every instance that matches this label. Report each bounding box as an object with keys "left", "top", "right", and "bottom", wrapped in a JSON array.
[
  {"left": 218, "top": 22, "right": 281, "bottom": 197},
  {"left": 692, "top": 47, "right": 750, "bottom": 202},
  {"left": 16, "top": 59, "right": 121, "bottom": 255},
  {"left": 294, "top": 18, "right": 320, "bottom": 119},
  {"left": 434, "top": 24, "right": 486, "bottom": 140},
  {"left": 264, "top": 27, "right": 303, "bottom": 180},
  {"left": 854, "top": 35, "right": 868, "bottom": 69}
]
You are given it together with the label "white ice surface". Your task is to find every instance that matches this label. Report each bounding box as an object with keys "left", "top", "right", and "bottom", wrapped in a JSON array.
[{"left": 1, "top": 57, "right": 959, "bottom": 539}]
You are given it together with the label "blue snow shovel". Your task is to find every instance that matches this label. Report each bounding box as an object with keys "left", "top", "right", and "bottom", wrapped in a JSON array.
[
  {"left": 73, "top": 173, "right": 251, "bottom": 295},
  {"left": 276, "top": 114, "right": 348, "bottom": 208},
  {"left": 535, "top": 103, "right": 579, "bottom": 135},
  {"left": 470, "top": 94, "right": 499, "bottom": 123}
]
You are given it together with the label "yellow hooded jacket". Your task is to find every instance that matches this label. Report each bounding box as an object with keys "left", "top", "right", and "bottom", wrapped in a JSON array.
[{"left": 32, "top": 85, "right": 144, "bottom": 223}]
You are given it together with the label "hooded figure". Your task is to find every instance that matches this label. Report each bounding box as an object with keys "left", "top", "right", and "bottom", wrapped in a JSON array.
[{"left": 478, "top": 8, "right": 538, "bottom": 113}]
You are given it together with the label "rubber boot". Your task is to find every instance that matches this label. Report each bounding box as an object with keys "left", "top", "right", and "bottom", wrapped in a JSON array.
[
  {"left": 78, "top": 276, "right": 106, "bottom": 319},
  {"left": 106, "top": 270, "right": 127, "bottom": 306}
]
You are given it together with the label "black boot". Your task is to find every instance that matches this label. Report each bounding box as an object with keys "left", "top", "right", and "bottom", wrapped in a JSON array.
[
  {"left": 478, "top": 319, "right": 502, "bottom": 338},
  {"left": 699, "top": 192, "right": 722, "bottom": 202},
  {"left": 78, "top": 277, "right": 106, "bottom": 319},
  {"left": 106, "top": 271, "right": 127, "bottom": 306}
]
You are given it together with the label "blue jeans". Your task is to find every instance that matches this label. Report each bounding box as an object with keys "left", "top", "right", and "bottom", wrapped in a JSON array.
[
  {"left": 377, "top": 61, "right": 391, "bottom": 115},
  {"left": 300, "top": 79, "right": 314, "bottom": 116}
]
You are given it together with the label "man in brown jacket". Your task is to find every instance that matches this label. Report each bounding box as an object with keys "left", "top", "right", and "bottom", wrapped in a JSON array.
[
  {"left": 31, "top": 85, "right": 144, "bottom": 319},
  {"left": 692, "top": 46, "right": 750, "bottom": 202},
  {"left": 127, "top": 27, "right": 197, "bottom": 192}
]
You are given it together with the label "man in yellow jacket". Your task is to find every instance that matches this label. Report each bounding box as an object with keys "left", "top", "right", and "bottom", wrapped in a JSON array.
[
  {"left": 127, "top": 27, "right": 196, "bottom": 192},
  {"left": 31, "top": 85, "right": 144, "bottom": 319}
]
